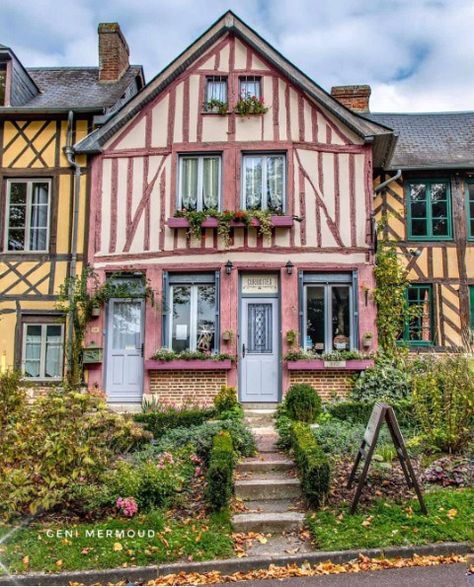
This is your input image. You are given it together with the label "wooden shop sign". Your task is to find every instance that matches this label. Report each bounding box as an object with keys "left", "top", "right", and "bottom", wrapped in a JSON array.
[{"left": 347, "top": 402, "right": 427, "bottom": 515}]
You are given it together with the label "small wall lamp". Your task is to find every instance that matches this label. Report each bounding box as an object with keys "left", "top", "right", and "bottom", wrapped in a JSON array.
[
  {"left": 286, "top": 260, "right": 294, "bottom": 275},
  {"left": 225, "top": 260, "right": 234, "bottom": 275}
]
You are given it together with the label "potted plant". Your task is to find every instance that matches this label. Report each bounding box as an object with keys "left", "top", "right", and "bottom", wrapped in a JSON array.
[
  {"left": 222, "top": 329, "right": 234, "bottom": 343},
  {"left": 234, "top": 94, "right": 268, "bottom": 116},
  {"left": 362, "top": 331, "right": 374, "bottom": 349},
  {"left": 204, "top": 99, "right": 228, "bottom": 115}
]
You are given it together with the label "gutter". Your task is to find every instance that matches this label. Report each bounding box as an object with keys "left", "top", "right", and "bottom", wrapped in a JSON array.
[
  {"left": 64, "top": 110, "right": 83, "bottom": 382},
  {"left": 375, "top": 169, "right": 402, "bottom": 193}
]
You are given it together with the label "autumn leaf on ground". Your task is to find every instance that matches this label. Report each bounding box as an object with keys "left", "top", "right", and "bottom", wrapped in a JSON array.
[
  {"left": 447, "top": 508, "right": 458, "bottom": 519},
  {"left": 362, "top": 515, "right": 374, "bottom": 527},
  {"left": 113, "top": 542, "right": 123, "bottom": 552},
  {"left": 55, "top": 560, "right": 63, "bottom": 567},
  {"left": 22, "top": 555, "right": 29, "bottom": 568}
]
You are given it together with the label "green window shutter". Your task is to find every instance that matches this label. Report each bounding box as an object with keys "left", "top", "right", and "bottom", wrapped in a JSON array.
[{"left": 470, "top": 286, "right": 474, "bottom": 331}]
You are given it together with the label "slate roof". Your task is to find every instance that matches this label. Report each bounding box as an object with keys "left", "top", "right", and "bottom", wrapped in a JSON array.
[
  {"left": 15, "top": 65, "right": 143, "bottom": 111},
  {"left": 364, "top": 112, "right": 474, "bottom": 170}
]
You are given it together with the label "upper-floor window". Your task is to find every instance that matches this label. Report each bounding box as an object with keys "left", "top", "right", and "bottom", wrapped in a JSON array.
[
  {"left": 402, "top": 284, "right": 433, "bottom": 345},
  {"left": 466, "top": 181, "right": 474, "bottom": 240},
  {"left": 178, "top": 155, "right": 221, "bottom": 211},
  {"left": 22, "top": 323, "right": 64, "bottom": 379},
  {"left": 0, "top": 66, "right": 6, "bottom": 106},
  {"left": 240, "top": 76, "right": 261, "bottom": 99},
  {"left": 406, "top": 180, "right": 452, "bottom": 240},
  {"left": 206, "top": 76, "right": 227, "bottom": 107},
  {"left": 242, "top": 154, "right": 285, "bottom": 212},
  {"left": 5, "top": 179, "right": 51, "bottom": 252}
]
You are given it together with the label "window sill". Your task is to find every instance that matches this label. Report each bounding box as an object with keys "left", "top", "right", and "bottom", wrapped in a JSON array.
[
  {"left": 167, "top": 215, "right": 294, "bottom": 229},
  {"left": 286, "top": 359, "right": 374, "bottom": 371},
  {"left": 144, "top": 358, "right": 233, "bottom": 371},
  {"left": 201, "top": 110, "right": 230, "bottom": 116}
]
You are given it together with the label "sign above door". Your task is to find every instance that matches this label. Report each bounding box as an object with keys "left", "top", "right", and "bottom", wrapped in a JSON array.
[{"left": 242, "top": 274, "right": 279, "bottom": 295}]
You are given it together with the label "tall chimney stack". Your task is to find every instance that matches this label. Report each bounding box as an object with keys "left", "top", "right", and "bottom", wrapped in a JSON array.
[
  {"left": 98, "top": 23, "right": 130, "bottom": 83},
  {"left": 330, "top": 85, "right": 371, "bottom": 112}
]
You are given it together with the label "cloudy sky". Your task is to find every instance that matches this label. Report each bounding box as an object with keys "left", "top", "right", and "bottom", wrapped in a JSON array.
[{"left": 1, "top": 0, "right": 473, "bottom": 112}]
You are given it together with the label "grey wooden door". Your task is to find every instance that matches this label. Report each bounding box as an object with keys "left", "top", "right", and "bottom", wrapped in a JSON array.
[
  {"left": 240, "top": 298, "right": 279, "bottom": 402},
  {"left": 105, "top": 299, "right": 144, "bottom": 403}
]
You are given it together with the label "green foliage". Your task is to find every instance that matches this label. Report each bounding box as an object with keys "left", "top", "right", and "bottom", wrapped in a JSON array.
[
  {"left": 290, "top": 422, "right": 330, "bottom": 507},
  {"left": 284, "top": 383, "right": 322, "bottom": 423},
  {"left": 326, "top": 399, "right": 416, "bottom": 429},
  {"left": 135, "top": 404, "right": 215, "bottom": 439},
  {"left": 351, "top": 354, "right": 412, "bottom": 402},
  {"left": 285, "top": 349, "right": 369, "bottom": 361},
  {"left": 150, "top": 348, "right": 233, "bottom": 362},
  {"left": 286, "top": 329, "right": 297, "bottom": 346},
  {"left": 411, "top": 354, "right": 474, "bottom": 453},
  {"left": 213, "top": 385, "right": 238, "bottom": 414},
  {"left": 234, "top": 94, "right": 268, "bottom": 115},
  {"left": 205, "top": 99, "right": 228, "bottom": 114},
  {"left": 206, "top": 431, "right": 235, "bottom": 510},
  {"left": 0, "top": 387, "right": 151, "bottom": 519},
  {"left": 215, "top": 404, "right": 244, "bottom": 421}
]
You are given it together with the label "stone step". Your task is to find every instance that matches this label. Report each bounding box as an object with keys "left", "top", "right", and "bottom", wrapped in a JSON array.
[
  {"left": 243, "top": 499, "right": 301, "bottom": 513},
  {"left": 242, "top": 403, "right": 279, "bottom": 410},
  {"left": 236, "top": 470, "right": 297, "bottom": 482},
  {"left": 235, "top": 478, "right": 302, "bottom": 500},
  {"left": 232, "top": 511, "right": 305, "bottom": 533},
  {"left": 237, "top": 457, "right": 294, "bottom": 473},
  {"left": 255, "top": 436, "right": 280, "bottom": 453},
  {"left": 245, "top": 415, "right": 276, "bottom": 427}
]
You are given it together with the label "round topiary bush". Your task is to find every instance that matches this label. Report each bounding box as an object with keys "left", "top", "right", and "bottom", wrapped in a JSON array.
[{"left": 284, "top": 383, "right": 322, "bottom": 423}]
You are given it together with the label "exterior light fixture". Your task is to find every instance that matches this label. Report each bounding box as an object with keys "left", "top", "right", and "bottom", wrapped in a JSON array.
[
  {"left": 225, "top": 260, "right": 233, "bottom": 275},
  {"left": 286, "top": 260, "right": 294, "bottom": 275}
]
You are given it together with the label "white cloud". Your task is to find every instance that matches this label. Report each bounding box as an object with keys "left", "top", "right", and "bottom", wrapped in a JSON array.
[{"left": 1, "top": 0, "right": 473, "bottom": 112}]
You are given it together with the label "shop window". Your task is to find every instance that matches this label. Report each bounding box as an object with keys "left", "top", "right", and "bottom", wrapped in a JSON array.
[
  {"left": 242, "top": 153, "right": 285, "bottom": 213},
  {"left": 178, "top": 155, "right": 221, "bottom": 211},
  {"left": 22, "top": 323, "right": 64, "bottom": 379},
  {"left": 406, "top": 180, "right": 452, "bottom": 240},
  {"left": 403, "top": 285, "right": 433, "bottom": 345},
  {"left": 5, "top": 179, "right": 51, "bottom": 252},
  {"left": 301, "top": 274, "right": 355, "bottom": 353},
  {"left": 165, "top": 273, "right": 220, "bottom": 353}
]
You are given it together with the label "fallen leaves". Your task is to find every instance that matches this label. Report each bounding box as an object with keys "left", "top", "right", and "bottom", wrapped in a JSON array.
[
  {"left": 144, "top": 554, "right": 467, "bottom": 585},
  {"left": 447, "top": 508, "right": 458, "bottom": 519},
  {"left": 113, "top": 542, "right": 123, "bottom": 552}
]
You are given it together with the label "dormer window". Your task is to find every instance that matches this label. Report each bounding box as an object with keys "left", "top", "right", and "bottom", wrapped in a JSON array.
[
  {"left": 205, "top": 76, "right": 227, "bottom": 112},
  {"left": 0, "top": 66, "right": 6, "bottom": 106},
  {"left": 239, "top": 76, "right": 261, "bottom": 99}
]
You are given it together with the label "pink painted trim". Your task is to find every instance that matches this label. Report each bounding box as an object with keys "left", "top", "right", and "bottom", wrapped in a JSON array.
[
  {"left": 287, "top": 359, "right": 374, "bottom": 371},
  {"left": 145, "top": 359, "right": 232, "bottom": 371},
  {"left": 167, "top": 216, "right": 294, "bottom": 229}
]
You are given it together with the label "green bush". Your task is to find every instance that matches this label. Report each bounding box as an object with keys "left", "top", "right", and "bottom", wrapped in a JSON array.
[
  {"left": 213, "top": 386, "right": 238, "bottom": 414},
  {"left": 351, "top": 355, "right": 411, "bottom": 402},
  {"left": 135, "top": 405, "right": 215, "bottom": 438},
  {"left": 412, "top": 354, "right": 474, "bottom": 453},
  {"left": 284, "top": 383, "right": 322, "bottom": 423},
  {"left": 206, "top": 431, "right": 234, "bottom": 510},
  {"left": 290, "top": 422, "right": 330, "bottom": 507},
  {"left": 0, "top": 385, "right": 151, "bottom": 518},
  {"left": 215, "top": 404, "right": 244, "bottom": 421},
  {"left": 327, "top": 399, "right": 416, "bottom": 428}
]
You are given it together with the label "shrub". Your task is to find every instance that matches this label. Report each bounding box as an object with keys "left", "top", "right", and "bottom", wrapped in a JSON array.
[
  {"left": 290, "top": 422, "right": 330, "bottom": 507},
  {"left": 412, "top": 354, "right": 474, "bottom": 453},
  {"left": 284, "top": 383, "right": 322, "bottom": 423},
  {"left": 206, "top": 431, "right": 235, "bottom": 510},
  {"left": 327, "top": 399, "right": 416, "bottom": 429},
  {"left": 215, "top": 404, "right": 244, "bottom": 421},
  {"left": 0, "top": 386, "right": 151, "bottom": 518},
  {"left": 423, "top": 456, "right": 474, "bottom": 487},
  {"left": 135, "top": 404, "right": 215, "bottom": 438},
  {"left": 351, "top": 355, "right": 411, "bottom": 402},
  {"left": 214, "top": 386, "right": 238, "bottom": 414}
]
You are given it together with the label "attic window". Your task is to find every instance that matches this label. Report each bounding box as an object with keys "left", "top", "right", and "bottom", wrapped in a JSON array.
[
  {"left": 205, "top": 76, "right": 227, "bottom": 112},
  {"left": 239, "top": 76, "right": 261, "bottom": 99},
  {"left": 0, "top": 67, "right": 6, "bottom": 106}
]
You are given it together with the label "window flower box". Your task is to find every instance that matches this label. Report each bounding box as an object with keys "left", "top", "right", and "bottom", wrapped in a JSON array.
[
  {"left": 144, "top": 359, "right": 232, "bottom": 371},
  {"left": 167, "top": 215, "right": 294, "bottom": 229},
  {"left": 286, "top": 359, "right": 374, "bottom": 371}
]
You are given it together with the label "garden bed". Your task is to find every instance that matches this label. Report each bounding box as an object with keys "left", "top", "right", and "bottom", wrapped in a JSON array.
[
  {"left": 145, "top": 359, "right": 232, "bottom": 371},
  {"left": 167, "top": 215, "right": 294, "bottom": 229},
  {"left": 287, "top": 359, "right": 374, "bottom": 371}
]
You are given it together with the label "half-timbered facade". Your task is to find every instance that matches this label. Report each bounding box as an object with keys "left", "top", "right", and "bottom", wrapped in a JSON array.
[
  {"left": 76, "top": 12, "right": 395, "bottom": 406},
  {"left": 0, "top": 25, "right": 143, "bottom": 382}
]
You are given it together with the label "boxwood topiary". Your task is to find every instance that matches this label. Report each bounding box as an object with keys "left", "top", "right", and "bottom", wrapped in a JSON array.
[
  {"left": 206, "top": 431, "right": 234, "bottom": 510},
  {"left": 284, "top": 383, "right": 322, "bottom": 423}
]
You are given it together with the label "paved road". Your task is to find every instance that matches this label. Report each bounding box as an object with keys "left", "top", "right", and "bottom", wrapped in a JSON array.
[{"left": 214, "top": 563, "right": 471, "bottom": 587}]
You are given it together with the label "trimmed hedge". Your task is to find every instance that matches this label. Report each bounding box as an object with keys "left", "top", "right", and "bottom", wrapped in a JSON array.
[
  {"left": 135, "top": 406, "right": 215, "bottom": 439},
  {"left": 206, "top": 431, "right": 235, "bottom": 510},
  {"left": 327, "top": 399, "right": 416, "bottom": 429},
  {"left": 290, "top": 422, "right": 330, "bottom": 507},
  {"left": 285, "top": 383, "right": 322, "bottom": 423}
]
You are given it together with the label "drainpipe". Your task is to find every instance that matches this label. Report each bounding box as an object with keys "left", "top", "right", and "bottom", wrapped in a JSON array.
[
  {"left": 64, "top": 110, "right": 83, "bottom": 383},
  {"left": 374, "top": 169, "right": 402, "bottom": 193}
]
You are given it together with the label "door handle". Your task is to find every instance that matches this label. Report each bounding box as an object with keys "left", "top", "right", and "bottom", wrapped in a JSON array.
[
  {"left": 140, "top": 343, "right": 144, "bottom": 357},
  {"left": 242, "top": 343, "right": 246, "bottom": 358}
]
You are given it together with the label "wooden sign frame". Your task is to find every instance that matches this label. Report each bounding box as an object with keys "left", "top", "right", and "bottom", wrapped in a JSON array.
[{"left": 347, "top": 402, "right": 427, "bottom": 514}]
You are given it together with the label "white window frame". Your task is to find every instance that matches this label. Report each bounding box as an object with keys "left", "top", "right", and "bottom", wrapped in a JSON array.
[
  {"left": 303, "top": 283, "right": 353, "bottom": 353},
  {"left": 241, "top": 153, "right": 286, "bottom": 212},
  {"left": 22, "top": 322, "right": 64, "bottom": 380},
  {"left": 5, "top": 178, "right": 51, "bottom": 253},
  {"left": 177, "top": 155, "right": 222, "bottom": 211}
]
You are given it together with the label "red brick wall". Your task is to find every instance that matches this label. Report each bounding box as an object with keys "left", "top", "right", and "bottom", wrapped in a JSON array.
[
  {"left": 147, "top": 370, "right": 228, "bottom": 407},
  {"left": 288, "top": 370, "right": 357, "bottom": 400}
]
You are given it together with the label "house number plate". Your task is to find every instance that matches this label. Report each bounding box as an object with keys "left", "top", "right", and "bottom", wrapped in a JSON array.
[{"left": 242, "top": 274, "right": 279, "bottom": 294}]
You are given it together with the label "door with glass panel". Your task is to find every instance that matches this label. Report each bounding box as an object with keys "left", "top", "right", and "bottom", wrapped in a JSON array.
[
  {"left": 240, "top": 298, "right": 279, "bottom": 402},
  {"left": 106, "top": 299, "right": 144, "bottom": 402}
]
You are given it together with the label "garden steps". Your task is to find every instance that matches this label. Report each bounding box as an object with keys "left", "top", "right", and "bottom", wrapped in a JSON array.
[
  {"left": 242, "top": 498, "right": 301, "bottom": 513},
  {"left": 234, "top": 477, "right": 302, "bottom": 500},
  {"left": 232, "top": 511, "right": 305, "bottom": 533},
  {"left": 236, "top": 454, "right": 294, "bottom": 473}
]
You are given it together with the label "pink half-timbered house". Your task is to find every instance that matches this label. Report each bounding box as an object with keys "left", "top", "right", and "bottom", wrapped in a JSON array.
[{"left": 75, "top": 12, "right": 395, "bottom": 407}]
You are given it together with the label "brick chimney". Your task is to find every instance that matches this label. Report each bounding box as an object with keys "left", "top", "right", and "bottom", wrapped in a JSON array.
[
  {"left": 330, "top": 85, "right": 371, "bottom": 112},
  {"left": 98, "top": 23, "right": 130, "bottom": 83}
]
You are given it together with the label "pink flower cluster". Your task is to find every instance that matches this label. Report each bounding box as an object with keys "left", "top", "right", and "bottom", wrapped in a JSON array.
[
  {"left": 190, "top": 453, "right": 203, "bottom": 477},
  {"left": 157, "top": 452, "right": 175, "bottom": 469},
  {"left": 116, "top": 496, "right": 138, "bottom": 517}
]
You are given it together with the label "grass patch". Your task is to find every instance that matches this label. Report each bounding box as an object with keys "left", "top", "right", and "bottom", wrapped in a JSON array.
[
  {"left": 307, "top": 488, "right": 474, "bottom": 551},
  {"left": 0, "top": 510, "right": 233, "bottom": 574}
]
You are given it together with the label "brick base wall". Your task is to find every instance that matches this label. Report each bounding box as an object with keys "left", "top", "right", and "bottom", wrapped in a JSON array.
[
  {"left": 147, "top": 370, "right": 228, "bottom": 407},
  {"left": 288, "top": 370, "right": 357, "bottom": 400}
]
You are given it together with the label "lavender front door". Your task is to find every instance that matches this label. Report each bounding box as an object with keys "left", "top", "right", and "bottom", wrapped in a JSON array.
[
  {"left": 240, "top": 298, "right": 279, "bottom": 402},
  {"left": 105, "top": 299, "right": 144, "bottom": 403}
]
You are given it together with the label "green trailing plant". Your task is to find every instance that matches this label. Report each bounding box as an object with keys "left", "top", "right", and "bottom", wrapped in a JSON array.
[
  {"left": 351, "top": 354, "right": 412, "bottom": 402},
  {"left": 213, "top": 385, "right": 238, "bottom": 414},
  {"left": 290, "top": 422, "right": 330, "bottom": 507},
  {"left": 150, "top": 348, "right": 234, "bottom": 362},
  {"left": 284, "top": 383, "right": 322, "bottom": 423},
  {"left": 285, "top": 349, "right": 370, "bottom": 361},
  {"left": 234, "top": 94, "right": 268, "bottom": 116},
  {"left": 204, "top": 99, "right": 228, "bottom": 115},
  {"left": 206, "top": 431, "right": 235, "bottom": 510}
]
